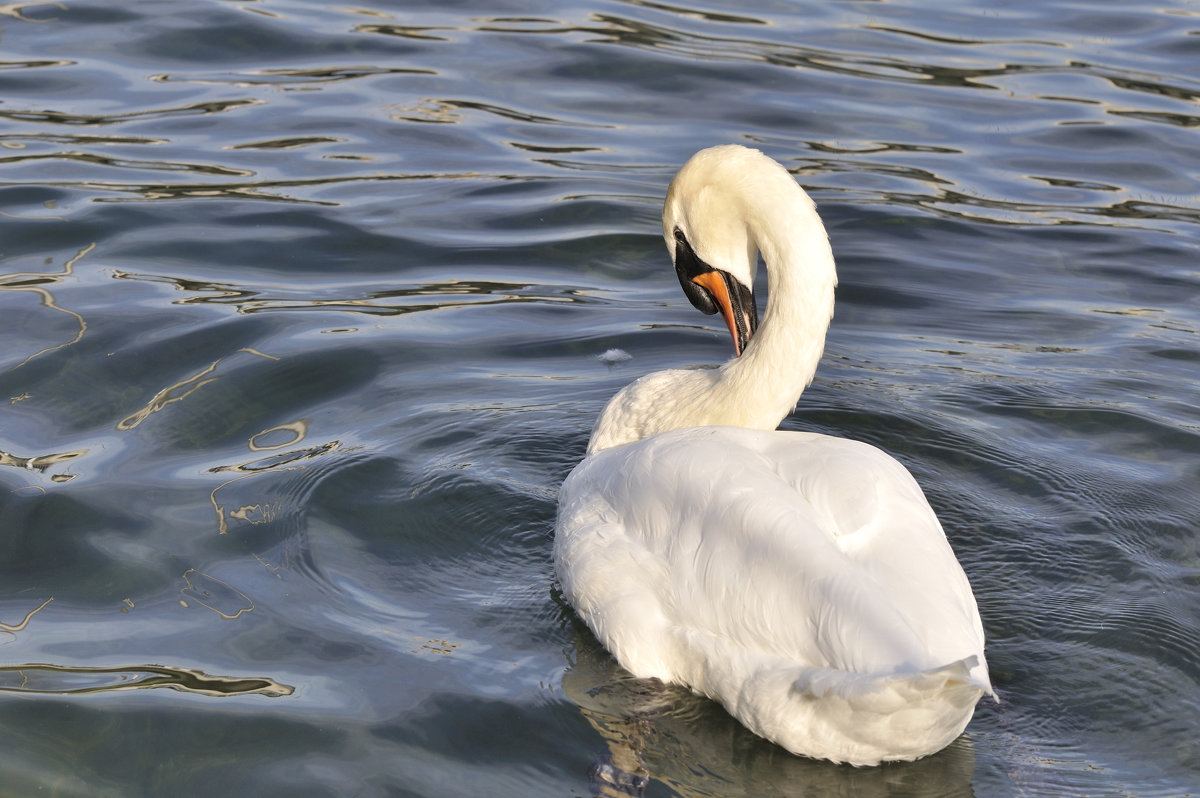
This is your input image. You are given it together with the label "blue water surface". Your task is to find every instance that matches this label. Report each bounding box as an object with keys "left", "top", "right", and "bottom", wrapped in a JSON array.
[{"left": 1, "top": 1, "right": 1198, "bottom": 796}]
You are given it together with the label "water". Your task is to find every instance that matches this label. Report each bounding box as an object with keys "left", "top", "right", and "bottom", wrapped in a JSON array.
[{"left": 1, "top": 0, "right": 1197, "bottom": 795}]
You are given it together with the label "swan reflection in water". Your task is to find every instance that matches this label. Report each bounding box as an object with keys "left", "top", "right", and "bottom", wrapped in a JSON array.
[{"left": 561, "top": 626, "right": 978, "bottom": 798}]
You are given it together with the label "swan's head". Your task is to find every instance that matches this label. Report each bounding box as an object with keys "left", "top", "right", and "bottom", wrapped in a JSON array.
[{"left": 662, "top": 145, "right": 780, "bottom": 357}]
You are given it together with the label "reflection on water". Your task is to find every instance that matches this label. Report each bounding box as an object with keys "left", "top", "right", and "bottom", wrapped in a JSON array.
[
  {"left": 117, "top": 348, "right": 281, "bottom": 431},
  {"left": 0, "top": 3, "right": 1189, "bottom": 218},
  {"left": 208, "top": 438, "right": 343, "bottom": 536},
  {"left": 178, "top": 569, "right": 254, "bottom": 620},
  {"left": 249, "top": 420, "right": 310, "bottom": 452},
  {"left": 0, "top": 447, "right": 86, "bottom": 482},
  {"left": 0, "top": 242, "right": 92, "bottom": 370},
  {"left": 113, "top": 269, "right": 588, "bottom": 316},
  {"left": 149, "top": 65, "right": 436, "bottom": 88},
  {"left": 562, "top": 626, "right": 979, "bottom": 798},
  {"left": 0, "top": 597, "right": 53, "bottom": 637},
  {"left": 0, "top": 97, "right": 264, "bottom": 128},
  {"left": 117, "top": 359, "right": 222, "bottom": 431},
  {"left": 0, "top": 662, "right": 293, "bottom": 698}
]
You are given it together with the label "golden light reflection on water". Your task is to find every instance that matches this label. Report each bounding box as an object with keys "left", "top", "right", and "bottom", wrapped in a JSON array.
[
  {"left": 208, "top": 427, "right": 341, "bottom": 535},
  {"left": 2, "top": 240, "right": 94, "bottom": 483},
  {"left": 5, "top": 341, "right": 291, "bottom": 488},
  {"left": 178, "top": 569, "right": 254, "bottom": 619},
  {"left": 0, "top": 447, "right": 86, "bottom": 482},
  {"left": 116, "top": 360, "right": 221, "bottom": 431},
  {"left": 0, "top": 596, "right": 53, "bottom": 638},
  {"left": 0, "top": 662, "right": 293, "bottom": 697},
  {"left": 0, "top": 1, "right": 63, "bottom": 23},
  {"left": 116, "top": 347, "right": 278, "bottom": 432},
  {"left": 249, "top": 419, "right": 310, "bottom": 451},
  {"left": 208, "top": 462, "right": 305, "bottom": 533},
  {"left": 1, "top": 242, "right": 93, "bottom": 371}
]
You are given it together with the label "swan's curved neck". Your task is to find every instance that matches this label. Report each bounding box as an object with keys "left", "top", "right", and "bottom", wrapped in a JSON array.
[
  {"left": 585, "top": 149, "right": 837, "bottom": 454},
  {"left": 715, "top": 188, "right": 836, "bottom": 429}
]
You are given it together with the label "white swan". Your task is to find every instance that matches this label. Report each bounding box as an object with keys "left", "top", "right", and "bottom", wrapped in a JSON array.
[{"left": 555, "top": 145, "right": 991, "bottom": 766}]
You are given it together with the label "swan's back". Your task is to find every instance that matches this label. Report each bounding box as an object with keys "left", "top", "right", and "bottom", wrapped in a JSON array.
[{"left": 556, "top": 426, "right": 990, "bottom": 765}]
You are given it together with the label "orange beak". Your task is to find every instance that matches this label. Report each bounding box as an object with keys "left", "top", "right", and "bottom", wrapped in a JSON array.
[{"left": 691, "top": 271, "right": 756, "bottom": 356}]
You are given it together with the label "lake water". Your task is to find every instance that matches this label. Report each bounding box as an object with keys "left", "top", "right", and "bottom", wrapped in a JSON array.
[{"left": 1, "top": 0, "right": 1198, "bottom": 795}]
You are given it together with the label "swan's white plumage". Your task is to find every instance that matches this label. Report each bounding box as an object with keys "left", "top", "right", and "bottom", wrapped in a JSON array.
[{"left": 555, "top": 145, "right": 990, "bottom": 766}]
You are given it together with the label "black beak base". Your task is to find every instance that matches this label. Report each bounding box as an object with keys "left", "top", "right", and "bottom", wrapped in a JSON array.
[
  {"left": 672, "top": 228, "right": 759, "bottom": 355},
  {"left": 674, "top": 228, "right": 720, "bottom": 316}
]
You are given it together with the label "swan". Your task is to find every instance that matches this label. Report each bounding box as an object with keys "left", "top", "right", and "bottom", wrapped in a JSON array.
[{"left": 555, "top": 145, "right": 992, "bottom": 766}]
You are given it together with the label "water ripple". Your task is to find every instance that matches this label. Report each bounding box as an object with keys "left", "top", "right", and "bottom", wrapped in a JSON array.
[{"left": 0, "top": 97, "right": 262, "bottom": 127}]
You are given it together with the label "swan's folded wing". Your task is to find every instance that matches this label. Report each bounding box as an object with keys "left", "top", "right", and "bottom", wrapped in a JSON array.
[{"left": 557, "top": 426, "right": 988, "bottom": 688}]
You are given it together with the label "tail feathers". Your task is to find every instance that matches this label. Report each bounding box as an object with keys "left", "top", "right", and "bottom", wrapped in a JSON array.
[{"left": 793, "top": 655, "right": 991, "bottom": 705}]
